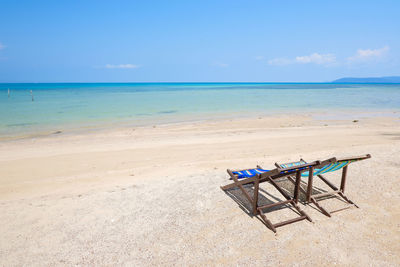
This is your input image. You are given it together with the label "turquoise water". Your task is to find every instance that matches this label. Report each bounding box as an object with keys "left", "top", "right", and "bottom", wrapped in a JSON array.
[{"left": 0, "top": 83, "right": 399, "bottom": 137}]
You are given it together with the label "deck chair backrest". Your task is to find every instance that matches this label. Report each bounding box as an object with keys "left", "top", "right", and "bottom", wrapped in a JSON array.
[
  {"left": 276, "top": 158, "right": 335, "bottom": 177},
  {"left": 229, "top": 167, "right": 278, "bottom": 179},
  {"left": 271, "top": 161, "right": 321, "bottom": 179},
  {"left": 299, "top": 154, "right": 371, "bottom": 177},
  {"left": 229, "top": 167, "right": 279, "bottom": 179},
  {"left": 229, "top": 161, "right": 321, "bottom": 180}
]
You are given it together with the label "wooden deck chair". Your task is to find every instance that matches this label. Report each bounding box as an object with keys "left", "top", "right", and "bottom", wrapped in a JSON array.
[
  {"left": 275, "top": 154, "right": 371, "bottom": 217},
  {"left": 220, "top": 162, "right": 319, "bottom": 233}
]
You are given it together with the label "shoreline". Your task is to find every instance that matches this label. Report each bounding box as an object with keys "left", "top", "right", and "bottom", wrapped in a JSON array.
[{"left": 1, "top": 108, "right": 399, "bottom": 142}]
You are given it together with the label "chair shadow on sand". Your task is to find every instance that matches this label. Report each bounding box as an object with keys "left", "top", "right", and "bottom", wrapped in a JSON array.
[{"left": 224, "top": 177, "right": 348, "bottom": 224}]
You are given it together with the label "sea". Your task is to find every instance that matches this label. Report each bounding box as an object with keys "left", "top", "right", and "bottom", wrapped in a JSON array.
[{"left": 0, "top": 83, "right": 399, "bottom": 138}]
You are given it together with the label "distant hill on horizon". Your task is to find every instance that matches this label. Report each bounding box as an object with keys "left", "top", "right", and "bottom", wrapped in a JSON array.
[{"left": 332, "top": 76, "right": 400, "bottom": 83}]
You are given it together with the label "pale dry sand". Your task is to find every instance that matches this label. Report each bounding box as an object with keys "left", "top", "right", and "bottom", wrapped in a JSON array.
[{"left": 0, "top": 113, "right": 400, "bottom": 266}]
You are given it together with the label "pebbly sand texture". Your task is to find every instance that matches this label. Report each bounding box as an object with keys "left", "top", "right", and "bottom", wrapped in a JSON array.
[{"left": 0, "top": 113, "right": 400, "bottom": 266}]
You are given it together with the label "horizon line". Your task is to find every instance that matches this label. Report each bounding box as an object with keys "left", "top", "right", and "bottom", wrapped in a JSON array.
[{"left": 1, "top": 81, "right": 400, "bottom": 84}]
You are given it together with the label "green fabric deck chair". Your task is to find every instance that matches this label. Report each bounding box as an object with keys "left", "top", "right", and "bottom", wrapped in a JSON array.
[{"left": 275, "top": 154, "right": 371, "bottom": 217}]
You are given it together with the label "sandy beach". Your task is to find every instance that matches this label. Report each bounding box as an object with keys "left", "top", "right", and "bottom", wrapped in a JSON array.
[{"left": 1, "top": 113, "right": 400, "bottom": 266}]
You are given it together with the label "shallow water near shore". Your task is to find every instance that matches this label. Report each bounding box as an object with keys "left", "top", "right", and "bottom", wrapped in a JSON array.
[{"left": 1, "top": 83, "right": 399, "bottom": 137}]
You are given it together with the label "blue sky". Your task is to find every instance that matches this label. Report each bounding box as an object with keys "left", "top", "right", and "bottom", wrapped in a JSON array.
[{"left": 0, "top": 0, "right": 399, "bottom": 82}]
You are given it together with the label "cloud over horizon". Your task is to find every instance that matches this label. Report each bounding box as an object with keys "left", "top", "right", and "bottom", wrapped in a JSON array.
[
  {"left": 267, "top": 57, "right": 293, "bottom": 66},
  {"left": 347, "top": 46, "right": 389, "bottom": 63},
  {"left": 212, "top": 61, "right": 229, "bottom": 67},
  {"left": 268, "top": 46, "right": 390, "bottom": 67},
  {"left": 268, "top": 53, "right": 336, "bottom": 66},
  {"left": 295, "top": 53, "right": 336, "bottom": 65},
  {"left": 104, "top": 64, "right": 139, "bottom": 69},
  {"left": 0, "top": 42, "right": 5, "bottom": 50}
]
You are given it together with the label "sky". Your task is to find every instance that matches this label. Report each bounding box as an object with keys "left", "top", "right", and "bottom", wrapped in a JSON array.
[{"left": 0, "top": 0, "right": 399, "bottom": 82}]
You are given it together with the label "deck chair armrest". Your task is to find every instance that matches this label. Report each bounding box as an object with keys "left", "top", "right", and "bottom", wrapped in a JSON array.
[
  {"left": 315, "top": 157, "right": 337, "bottom": 168},
  {"left": 336, "top": 154, "right": 371, "bottom": 162}
]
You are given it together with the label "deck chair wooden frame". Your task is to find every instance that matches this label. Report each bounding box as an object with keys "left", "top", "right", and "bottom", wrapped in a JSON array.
[
  {"left": 221, "top": 162, "right": 319, "bottom": 233},
  {"left": 276, "top": 154, "right": 371, "bottom": 217}
]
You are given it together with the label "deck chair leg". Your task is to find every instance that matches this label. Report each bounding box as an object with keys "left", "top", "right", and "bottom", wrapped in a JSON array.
[
  {"left": 266, "top": 175, "right": 312, "bottom": 222},
  {"left": 306, "top": 167, "right": 314, "bottom": 203},
  {"left": 338, "top": 191, "right": 359, "bottom": 208},
  {"left": 252, "top": 175, "right": 260, "bottom": 215},
  {"left": 318, "top": 174, "right": 339, "bottom": 191},
  {"left": 288, "top": 176, "right": 308, "bottom": 195},
  {"left": 318, "top": 172, "right": 359, "bottom": 210},
  {"left": 280, "top": 175, "right": 310, "bottom": 204},
  {"left": 267, "top": 176, "right": 313, "bottom": 223},
  {"left": 340, "top": 166, "right": 348, "bottom": 193},
  {"left": 292, "top": 202, "right": 312, "bottom": 222},
  {"left": 258, "top": 209, "right": 276, "bottom": 233},
  {"left": 268, "top": 177, "right": 292, "bottom": 201},
  {"left": 293, "top": 171, "right": 301, "bottom": 204},
  {"left": 228, "top": 174, "right": 257, "bottom": 215},
  {"left": 311, "top": 197, "right": 331, "bottom": 217},
  {"left": 310, "top": 191, "right": 358, "bottom": 216},
  {"left": 286, "top": 176, "right": 296, "bottom": 185}
]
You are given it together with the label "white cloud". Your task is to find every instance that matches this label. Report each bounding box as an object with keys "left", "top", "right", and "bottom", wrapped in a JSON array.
[
  {"left": 268, "top": 53, "right": 336, "bottom": 66},
  {"left": 254, "top": 56, "right": 265, "bottom": 61},
  {"left": 295, "top": 53, "right": 336, "bottom": 64},
  {"left": 213, "top": 61, "right": 229, "bottom": 67},
  {"left": 267, "top": 57, "right": 292, "bottom": 66},
  {"left": 0, "top": 42, "right": 5, "bottom": 50},
  {"left": 347, "top": 46, "right": 389, "bottom": 63},
  {"left": 104, "top": 64, "right": 139, "bottom": 69}
]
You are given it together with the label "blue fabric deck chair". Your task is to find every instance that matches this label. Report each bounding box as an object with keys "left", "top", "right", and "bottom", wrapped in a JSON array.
[
  {"left": 220, "top": 161, "right": 321, "bottom": 233},
  {"left": 275, "top": 154, "right": 371, "bottom": 217}
]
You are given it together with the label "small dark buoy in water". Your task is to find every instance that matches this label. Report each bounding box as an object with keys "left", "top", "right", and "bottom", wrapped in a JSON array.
[{"left": 30, "top": 90, "right": 34, "bottom": 101}]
